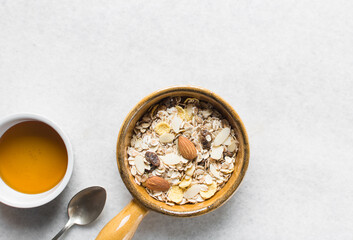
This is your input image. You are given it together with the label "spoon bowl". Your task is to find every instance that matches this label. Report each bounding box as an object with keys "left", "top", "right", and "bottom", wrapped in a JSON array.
[
  {"left": 52, "top": 186, "right": 106, "bottom": 239},
  {"left": 68, "top": 186, "right": 107, "bottom": 225}
]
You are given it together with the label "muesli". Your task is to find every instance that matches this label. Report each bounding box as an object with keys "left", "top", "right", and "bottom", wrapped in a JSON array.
[{"left": 127, "top": 97, "right": 238, "bottom": 205}]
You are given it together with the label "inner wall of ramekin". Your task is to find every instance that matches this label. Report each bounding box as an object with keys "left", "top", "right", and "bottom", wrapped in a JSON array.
[{"left": 117, "top": 87, "right": 249, "bottom": 217}]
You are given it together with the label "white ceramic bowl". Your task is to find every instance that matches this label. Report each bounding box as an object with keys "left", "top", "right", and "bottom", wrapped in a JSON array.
[{"left": 0, "top": 113, "right": 73, "bottom": 208}]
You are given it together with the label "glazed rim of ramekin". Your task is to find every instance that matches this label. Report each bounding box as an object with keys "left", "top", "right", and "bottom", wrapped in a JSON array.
[{"left": 116, "top": 86, "right": 249, "bottom": 217}]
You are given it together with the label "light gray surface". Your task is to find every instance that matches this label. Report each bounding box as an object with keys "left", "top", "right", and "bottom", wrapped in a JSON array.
[{"left": 1, "top": 0, "right": 353, "bottom": 239}]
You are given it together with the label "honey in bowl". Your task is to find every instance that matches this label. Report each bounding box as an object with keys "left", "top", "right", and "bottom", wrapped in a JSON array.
[{"left": 0, "top": 121, "right": 68, "bottom": 194}]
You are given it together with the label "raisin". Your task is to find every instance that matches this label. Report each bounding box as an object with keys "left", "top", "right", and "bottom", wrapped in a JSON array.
[
  {"left": 163, "top": 97, "right": 177, "bottom": 108},
  {"left": 224, "top": 151, "right": 234, "bottom": 157},
  {"left": 145, "top": 151, "right": 160, "bottom": 167},
  {"left": 145, "top": 165, "right": 157, "bottom": 173},
  {"left": 200, "top": 129, "right": 212, "bottom": 149},
  {"left": 202, "top": 129, "right": 211, "bottom": 136},
  {"left": 197, "top": 159, "right": 206, "bottom": 167}
]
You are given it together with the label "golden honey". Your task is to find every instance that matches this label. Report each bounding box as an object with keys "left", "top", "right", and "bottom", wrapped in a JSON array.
[{"left": 0, "top": 121, "right": 68, "bottom": 194}]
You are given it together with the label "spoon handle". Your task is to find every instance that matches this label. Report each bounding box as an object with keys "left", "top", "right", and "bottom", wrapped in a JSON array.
[{"left": 52, "top": 220, "right": 74, "bottom": 240}]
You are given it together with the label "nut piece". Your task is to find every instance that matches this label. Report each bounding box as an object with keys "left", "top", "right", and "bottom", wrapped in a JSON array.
[
  {"left": 204, "top": 174, "right": 213, "bottom": 185},
  {"left": 145, "top": 151, "right": 160, "bottom": 167},
  {"left": 184, "top": 184, "right": 201, "bottom": 199},
  {"left": 159, "top": 133, "right": 175, "bottom": 143},
  {"left": 162, "top": 153, "right": 181, "bottom": 165},
  {"left": 168, "top": 186, "right": 184, "bottom": 203},
  {"left": 210, "top": 146, "right": 224, "bottom": 160},
  {"left": 214, "top": 128, "right": 230, "bottom": 146},
  {"left": 227, "top": 141, "right": 237, "bottom": 152},
  {"left": 144, "top": 176, "right": 170, "bottom": 192},
  {"left": 210, "top": 163, "right": 221, "bottom": 179},
  {"left": 134, "top": 155, "right": 145, "bottom": 175},
  {"left": 185, "top": 105, "right": 193, "bottom": 121},
  {"left": 171, "top": 116, "right": 182, "bottom": 133},
  {"left": 178, "top": 136, "right": 197, "bottom": 160},
  {"left": 222, "top": 136, "right": 232, "bottom": 145}
]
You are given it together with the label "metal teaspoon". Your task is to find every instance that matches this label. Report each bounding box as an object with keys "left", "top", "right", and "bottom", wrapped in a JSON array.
[{"left": 52, "top": 186, "right": 107, "bottom": 240}]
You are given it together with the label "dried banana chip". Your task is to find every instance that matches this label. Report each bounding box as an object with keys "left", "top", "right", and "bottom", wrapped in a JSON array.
[
  {"left": 175, "top": 106, "right": 186, "bottom": 120},
  {"left": 200, "top": 181, "right": 217, "bottom": 199},
  {"left": 179, "top": 177, "right": 192, "bottom": 188},
  {"left": 155, "top": 122, "right": 171, "bottom": 135},
  {"left": 168, "top": 186, "right": 184, "bottom": 203}
]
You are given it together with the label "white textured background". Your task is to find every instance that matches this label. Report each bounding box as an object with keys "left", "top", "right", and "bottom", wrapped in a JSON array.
[{"left": 1, "top": 0, "right": 353, "bottom": 239}]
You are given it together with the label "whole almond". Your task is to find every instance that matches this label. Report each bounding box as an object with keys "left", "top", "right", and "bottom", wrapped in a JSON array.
[
  {"left": 144, "top": 176, "right": 170, "bottom": 192},
  {"left": 178, "top": 135, "right": 197, "bottom": 160}
]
